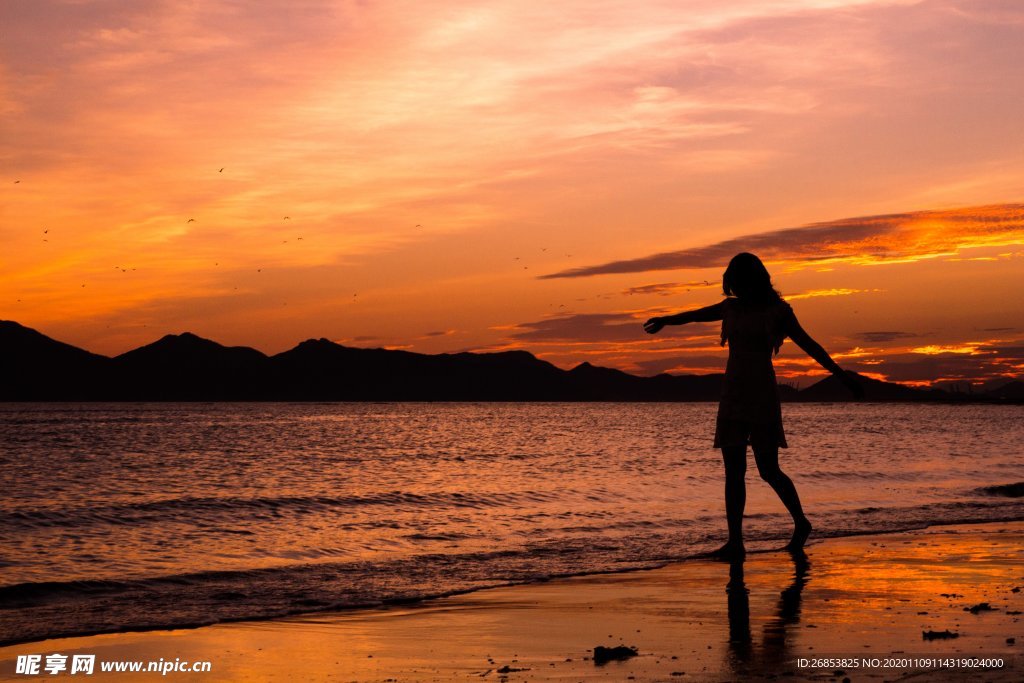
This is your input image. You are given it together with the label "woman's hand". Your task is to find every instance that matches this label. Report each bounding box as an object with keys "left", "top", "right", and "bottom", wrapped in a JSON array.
[
  {"left": 643, "top": 317, "right": 665, "bottom": 335},
  {"left": 840, "top": 370, "right": 865, "bottom": 400}
]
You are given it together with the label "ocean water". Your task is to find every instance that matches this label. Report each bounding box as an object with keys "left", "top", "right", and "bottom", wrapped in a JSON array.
[{"left": 1, "top": 402, "right": 1021, "bottom": 645}]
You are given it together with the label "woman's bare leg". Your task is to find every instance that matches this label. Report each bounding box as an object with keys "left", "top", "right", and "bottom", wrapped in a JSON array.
[
  {"left": 714, "top": 445, "right": 748, "bottom": 557},
  {"left": 752, "top": 444, "right": 812, "bottom": 549}
]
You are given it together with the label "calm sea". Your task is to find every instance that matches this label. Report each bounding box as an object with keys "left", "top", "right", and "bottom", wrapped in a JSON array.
[{"left": 1, "top": 402, "right": 1021, "bottom": 645}]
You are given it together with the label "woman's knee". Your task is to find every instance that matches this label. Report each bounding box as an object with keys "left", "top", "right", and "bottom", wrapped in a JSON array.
[
  {"left": 721, "top": 446, "right": 747, "bottom": 477},
  {"left": 752, "top": 445, "right": 781, "bottom": 481}
]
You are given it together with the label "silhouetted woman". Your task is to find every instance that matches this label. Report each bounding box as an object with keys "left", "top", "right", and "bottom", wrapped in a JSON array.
[{"left": 643, "top": 252, "right": 862, "bottom": 558}]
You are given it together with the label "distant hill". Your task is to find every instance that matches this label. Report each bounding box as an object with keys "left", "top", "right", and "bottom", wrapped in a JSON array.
[
  {"left": 984, "top": 380, "right": 1024, "bottom": 401},
  {"left": 796, "top": 372, "right": 944, "bottom": 402},
  {"left": 0, "top": 320, "right": 1017, "bottom": 402},
  {"left": 114, "top": 332, "right": 270, "bottom": 400},
  {"left": 0, "top": 321, "right": 111, "bottom": 400}
]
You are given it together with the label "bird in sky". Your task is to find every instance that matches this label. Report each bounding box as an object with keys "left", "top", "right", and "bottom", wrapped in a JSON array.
[
  {"left": 219, "top": 168, "right": 224, "bottom": 173},
  {"left": 43, "top": 229, "right": 48, "bottom": 234},
  {"left": 13, "top": 180, "right": 19, "bottom": 184},
  {"left": 415, "top": 224, "right": 422, "bottom": 228},
  {"left": 187, "top": 218, "right": 195, "bottom": 223},
  {"left": 283, "top": 216, "right": 290, "bottom": 220}
]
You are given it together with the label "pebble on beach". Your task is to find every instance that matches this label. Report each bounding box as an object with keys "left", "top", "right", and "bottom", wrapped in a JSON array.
[
  {"left": 966, "top": 602, "right": 998, "bottom": 614},
  {"left": 922, "top": 629, "right": 960, "bottom": 640},
  {"left": 592, "top": 645, "right": 639, "bottom": 665}
]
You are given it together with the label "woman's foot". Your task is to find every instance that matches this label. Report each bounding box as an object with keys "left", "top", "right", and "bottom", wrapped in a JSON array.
[
  {"left": 785, "top": 518, "right": 812, "bottom": 551},
  {"left": 708, "top": 541, "right": 746, "bottom": 560}
]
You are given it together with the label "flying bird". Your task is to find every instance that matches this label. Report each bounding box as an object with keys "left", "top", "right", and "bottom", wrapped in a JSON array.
[
  {"left": 13, "top": 180, "right": 19, "bottom": 184},
  {"left": 219, "top": 168, "right": 224, "bottom": 172},
  {"left": 283, "top": 216, "right": 290, "bottom": 220},
  {"left": 187, "top": 218, "right": 195, "bottom": 223},
  {"left": 43, "top": 229, "right": 48, "bottom": 234}
]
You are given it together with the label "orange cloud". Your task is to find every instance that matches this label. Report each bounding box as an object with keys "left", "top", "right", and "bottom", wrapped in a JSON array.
[
  {"left": 541, "top": 204, "right": 1024, "bottom": 278},
  {"left": 910, "top": 344, "right": 983, "bottom": 355},
  {"left": 786, "top": 288, "right": 883, "bottom": 300}
]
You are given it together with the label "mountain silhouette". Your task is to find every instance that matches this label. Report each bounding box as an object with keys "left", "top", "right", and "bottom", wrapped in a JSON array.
[
  {"left": 114, "top": 332, "right": 270, "bottom": 400},
  {"left": 984, "top": 380, "right": 1024, "bottom": 401},
  {"left": 796, "top": 372, "right": 945, "bottom": 402},
  {"left": 0, "top": 321, "right": 1017, "bottom": 402},
  {"left": 0, "top": 320, "right": 110, "bottom": 400},
  {"left": 271, "top": 339, "right": 568, "bottom": 400}
]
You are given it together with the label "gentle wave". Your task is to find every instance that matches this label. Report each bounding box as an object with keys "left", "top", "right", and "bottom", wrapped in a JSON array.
[
  {"left": 1, "top": 489, "right": 571, "bottom": 530},
  {"left": 978, "top": 482, "right": 1024, "bottom": 498},
  {"left": 2, "top": 495, "right": 1021, "bottom": 646}
]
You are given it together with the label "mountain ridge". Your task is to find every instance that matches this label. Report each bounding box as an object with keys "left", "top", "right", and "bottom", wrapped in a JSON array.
[{"left": 1, "top": 320, "right": 1019, "bottom": 403}]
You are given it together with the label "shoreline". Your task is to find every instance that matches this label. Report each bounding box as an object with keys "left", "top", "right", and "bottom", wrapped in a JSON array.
[
  {"left": 2, "top": 521, "right": 1021, "bottom": 681},
  {"left": 3, "top": 515, "right": 1023, "bottom": 649}
]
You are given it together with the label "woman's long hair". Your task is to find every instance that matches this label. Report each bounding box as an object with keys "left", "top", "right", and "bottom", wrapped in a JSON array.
[{"left": 722, "top": 252, "right": 783, "bottom": 303}]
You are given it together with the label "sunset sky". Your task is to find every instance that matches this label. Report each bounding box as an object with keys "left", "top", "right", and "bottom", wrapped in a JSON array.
[{"left": 3, "top": 0, "right": 1024, "bottom": 386}]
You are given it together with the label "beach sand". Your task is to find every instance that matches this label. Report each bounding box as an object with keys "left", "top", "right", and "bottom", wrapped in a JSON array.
[{"left": 2, "top": 522, "right": 1020, "bottom": 681}]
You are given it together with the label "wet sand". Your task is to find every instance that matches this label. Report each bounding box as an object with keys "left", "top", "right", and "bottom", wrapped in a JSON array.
[{"left": 1, "top": 522, "right": 1021, "bottom": 681}]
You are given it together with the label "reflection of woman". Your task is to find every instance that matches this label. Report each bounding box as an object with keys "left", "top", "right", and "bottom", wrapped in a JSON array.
[{"left": 644, "top": 253, "right": 862, "bottom": 557}]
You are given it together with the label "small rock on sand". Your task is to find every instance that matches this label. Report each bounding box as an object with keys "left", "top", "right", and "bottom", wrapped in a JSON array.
[
  {"left": 966, "top": 602, "right": 998, "bottom": 614},
  {"left": 592, "top": 645, "right": 638, "bottom": 665},
  {"left": 922, "top": 630, "right": 960, "bottom": 640}
]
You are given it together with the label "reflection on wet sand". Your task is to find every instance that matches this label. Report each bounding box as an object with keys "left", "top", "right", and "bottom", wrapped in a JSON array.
[{"left": 727, "top": 550, "right": 809, "bottom": 676}]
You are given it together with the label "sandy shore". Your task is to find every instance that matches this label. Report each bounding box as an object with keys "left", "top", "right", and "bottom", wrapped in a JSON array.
[{"left": 2, "top": 522, "right": 1021, "bottom": 681}]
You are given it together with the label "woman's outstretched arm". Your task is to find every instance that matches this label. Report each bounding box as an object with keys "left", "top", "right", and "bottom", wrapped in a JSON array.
[
  {"left": 643, "top": 301, "right": 725, "bottom": 335},
  {"left": 786, "top": 310, "right": 864, "bottom": 398}
]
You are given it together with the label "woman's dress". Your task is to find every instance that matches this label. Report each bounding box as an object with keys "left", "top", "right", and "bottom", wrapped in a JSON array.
[{"left": 713, "top": 297, "right": 793, "bottom": 449}]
